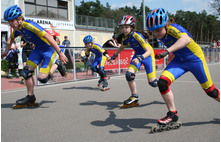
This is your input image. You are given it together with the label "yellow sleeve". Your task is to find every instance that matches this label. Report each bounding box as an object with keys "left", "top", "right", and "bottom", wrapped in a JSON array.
[
  {"left": 167, "top": 25, "right": 186, "bottom": 39},
  {"left": 94, "top": 44, "right": 105, "bottom": 53},
  {"left": 23, "top": 21, "right": 46, "bottom": 38},
  {"left": 133, "top": 32, "right": 149, "bottom": 49}
]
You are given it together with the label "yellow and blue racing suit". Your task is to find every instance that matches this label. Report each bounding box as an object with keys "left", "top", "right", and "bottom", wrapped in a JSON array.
[
  {"left": 121, "top": 31, "right": 156, "bottom": 79},
  {"left": 159, "top": 23, "right": 219, "bottom": 98},
  {"left": 12, "top": 20, "right": 56, "bottom": 74},
  {"left": 85, "top": 43, "right": 107, "bottom": 71}
]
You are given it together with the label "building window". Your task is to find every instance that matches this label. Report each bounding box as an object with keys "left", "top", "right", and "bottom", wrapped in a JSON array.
[{"left": 24, "top": 0, "right": 68, "bottom": 20}]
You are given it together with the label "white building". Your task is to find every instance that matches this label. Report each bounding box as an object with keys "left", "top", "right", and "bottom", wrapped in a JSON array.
[{"left": 1, "top": 0, "right": 115, "bottom": 49}]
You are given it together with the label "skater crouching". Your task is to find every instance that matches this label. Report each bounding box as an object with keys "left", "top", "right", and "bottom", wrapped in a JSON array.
[
  {"left": 146, "top": 8, "right": 220, "bottom": 132},
  {"left": 83, "top": 35, "right": 111, "bottom": 91},
  {"left": 2, "top": 5, "right": 68, "bottom": 108},
  {"left": 109, "top": 15, "right": 157, "bottom": 108}
]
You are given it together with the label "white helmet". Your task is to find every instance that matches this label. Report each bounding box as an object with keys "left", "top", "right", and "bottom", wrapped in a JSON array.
[{"left": 119, "top": 15, "right": 135, "bottom": 26}]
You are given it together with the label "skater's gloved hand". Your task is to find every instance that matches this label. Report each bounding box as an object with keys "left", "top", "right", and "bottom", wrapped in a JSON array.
[
  {"left": 157, "top": 50, "right": 169, "bottom": 59},
  {"left": 133, "top": 55, "right": 144, "bottom": 65},
  {"left": 109, "top": 53, "right": 118, "bottom": 64}
]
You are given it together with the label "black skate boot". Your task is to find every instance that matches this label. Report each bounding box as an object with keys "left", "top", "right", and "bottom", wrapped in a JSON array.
[
  {"left": 55, "top": 59, "right": 67, "bottom": 77},
  {"left": 16, "top": 95, "right": 36, "bottom": 105},
  {"left": 150, "top": 111, "right": 182, "bottom": 133},
  {"left": 102, "top": 79, "right": 110, "bottom": 91},
  {"left": 13, "top": 95, "right": 39, "bottom": 109},
  {"left": 120, "top": 95, "right": 139, "bottom": 109},
  {"left": 97, "top": 77, "right": 103, "bottom": 87},
  {"left": 158, "top": 111, "right": 178, "bottom": 125}
]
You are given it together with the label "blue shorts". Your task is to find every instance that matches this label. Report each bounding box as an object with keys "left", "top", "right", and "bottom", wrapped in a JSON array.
[
  {"left": 128, "top": 53, "right": 156, "bottom": 79},
  {"left": 161, "top": 57, "right": 213, "bottom": 89},
  {"left": 27, "top": 46, "right": 56, "bottom": 74},
  {"left": 92, "top": 55, "right": 107, "bottom": 69}
]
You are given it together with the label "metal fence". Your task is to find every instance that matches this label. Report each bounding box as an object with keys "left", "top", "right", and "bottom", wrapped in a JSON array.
[
  {"left": 75, "top": 15, "right": 115, "bottom": 31},
  {"left": 35, "top": 47, "right": 220, "bottom": 86}
]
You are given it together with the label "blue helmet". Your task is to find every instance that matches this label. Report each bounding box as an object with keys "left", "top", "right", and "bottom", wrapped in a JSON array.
[
  {"left": 4, "top": 5, "right": 22, "bottom": 21},
  {"left": 146, "top": 8, "right": 168, "bottom": 31},
  {"left": 83, "top": 35, "right": 93, "bottom": 43}
]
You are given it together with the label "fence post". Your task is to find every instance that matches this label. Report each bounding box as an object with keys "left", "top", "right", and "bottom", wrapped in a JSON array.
[
  {"left": 118, "top": 53, "right": 121, "bottom": 75},
  {"left": 73, "top": 48, "right": 76, "bottom": 80},
  {"left": 35, "top": 66, "right": 39, "bottom": 86}
]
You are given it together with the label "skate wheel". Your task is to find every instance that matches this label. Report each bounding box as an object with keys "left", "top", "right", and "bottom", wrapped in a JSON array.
[
  {"left": 102, "top": 88, "right": 110, "bottom": 91},
  {"left": 150, "top": 125, "right": 158, "bottom": 133}
]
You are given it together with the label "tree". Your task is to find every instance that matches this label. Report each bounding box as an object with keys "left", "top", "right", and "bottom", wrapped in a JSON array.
[{"left": 209, "top": 0, "right": 220, "bottom": 17}]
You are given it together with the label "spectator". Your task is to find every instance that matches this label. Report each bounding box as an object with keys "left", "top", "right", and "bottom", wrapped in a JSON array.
[
  {"left": 6, "top": 41, "right": 20, "bottom": 78},
  {"left": 210, "top": 39, "right": 217, "bottom": 48},
  {"left": 20, "top": 37, "right": 34, "bottom": 83},
  {"left": 102, "top": 34, "right": 121, "bottom": 48},
  {"left": 62, "top": 36, "right": 70, "bottom": 47}
]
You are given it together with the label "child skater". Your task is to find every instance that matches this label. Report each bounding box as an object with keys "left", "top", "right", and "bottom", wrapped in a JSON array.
[
  {"left": 2, "top": 5, "right": 68, "bottom": 108},
  {"left": 146, "top": 8, "right": 220, "bottom": 132},
  {"left": 109, "top": 15, "right": 157, "bottom": 108},
  {"left": 83, "top": 35, "right": 111, "bottom": 91}
]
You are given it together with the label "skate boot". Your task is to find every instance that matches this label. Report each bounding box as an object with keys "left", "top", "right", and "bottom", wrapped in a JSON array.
[
  {"left": 20, "top": 78, "right": 25, "bottom": 84},
  {"left": 120, "top": 95, "right": 139, "bottom": 109},
  {"left": 13, "top": 95, "right": 39, "bottom": 109},
  {"left": 7, "top": 73, "right": 12, "bottom": 78},
  {"left": 150, "top": 111, "right": 182, "bottom": 133},
  {"left": 55, "top": 59, "right": 67, "bottom": 77},
  {"left": 16, "top": 72, "right": 20, "bottom": 78},
  {"left": 102, "top": 79, "right": 110, "bottom": 91},
  {"left": 97, "top": 77, "right": 103, "bottom": 87}
]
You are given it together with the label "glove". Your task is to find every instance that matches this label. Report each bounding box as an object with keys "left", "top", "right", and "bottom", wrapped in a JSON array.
[
  {"left": 158, "top": 50, "right": 169, "bottom": 59},
  {"left": 111, "top": 53, "right": 118, "bottom": 60},
  {"left": 136, "top": 55, "right": 145, "bottom": 62}
]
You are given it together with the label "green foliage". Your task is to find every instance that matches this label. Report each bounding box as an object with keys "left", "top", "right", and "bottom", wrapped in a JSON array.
[
  {"left": 1, "top": 59, "right": 9, "bottom": 72},
  {"left": 75, "top": 62, "right": 85, "bottom": 69},
  {"left": 76, "top": 0, "right": 220, "bottom": 42}
]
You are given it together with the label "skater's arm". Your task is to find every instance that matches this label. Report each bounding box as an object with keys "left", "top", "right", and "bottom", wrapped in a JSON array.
[
  {"left": 167, "top": 34, "right": 190, "bottom": 53},
  {"left": 132, "top": 45, "right": 152, "bottom": 65},
  {"left": 1, "top": 36, "right": 14, "bottom": 59}
]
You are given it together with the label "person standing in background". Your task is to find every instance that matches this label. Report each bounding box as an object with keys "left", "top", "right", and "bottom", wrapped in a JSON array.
[{"left": 62, "top": 36, "right": 70, "bottom": 47}]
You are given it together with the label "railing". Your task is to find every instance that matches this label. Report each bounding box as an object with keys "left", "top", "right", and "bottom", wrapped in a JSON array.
[
  {"left": 75, "top": 15, "right": 115, "bottom": 31},
  {"left": 35, "top": 47, "right": 220, "bottom": 86}
]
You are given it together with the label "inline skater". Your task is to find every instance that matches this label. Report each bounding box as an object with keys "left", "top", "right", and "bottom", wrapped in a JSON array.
[
  {"left": 2, "top": 5, "right": 68, "bottom": 108},
  {"left": 83, "top": 35, "right": 111, "bottom": 91},
  {"left": 109, "top": 15, "right": 157, "bottom": 108},
  {"left": 146, "top": 8, "right": 220, "bottom": 132}
]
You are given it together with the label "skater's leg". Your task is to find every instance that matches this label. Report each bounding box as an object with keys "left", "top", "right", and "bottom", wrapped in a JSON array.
[
  {"left": 148, "top": 77, "right": 158, "bottom": 87},
  {"left": 126, "top": 69, "right": 137, "bottom": 95},
  {"left": 50, "top": 63, "right": 58, "bottom": 75},
  {"left": 161, "top": 90, "right": 176, "bottom": 112},
  {"left": 22, "top": 65, "right": 35, "bottom": 95},
  {"left": 158, "top": 76, "right": 176, "bottom": 112}
]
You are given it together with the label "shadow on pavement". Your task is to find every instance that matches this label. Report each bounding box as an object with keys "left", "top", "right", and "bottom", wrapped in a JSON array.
[
  {"left": 1, "top": 100, "right": 56, "bottom": 109},
  {"left": 80, "top": 100, "right": 165, "bottom": 110},
  {"left": 183, "top": 118, "right": 220, "bottom": 126},
  {"left": 91, "top": 111, "right": 156, "bottom": 134},
  {"left": 63, "top": 86, "right": 100, "bottom": 91}
]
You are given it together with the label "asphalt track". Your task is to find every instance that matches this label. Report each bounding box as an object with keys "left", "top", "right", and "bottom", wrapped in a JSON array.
[{"left": 1, "top": 63, "right": 220, "bottom": 142}]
